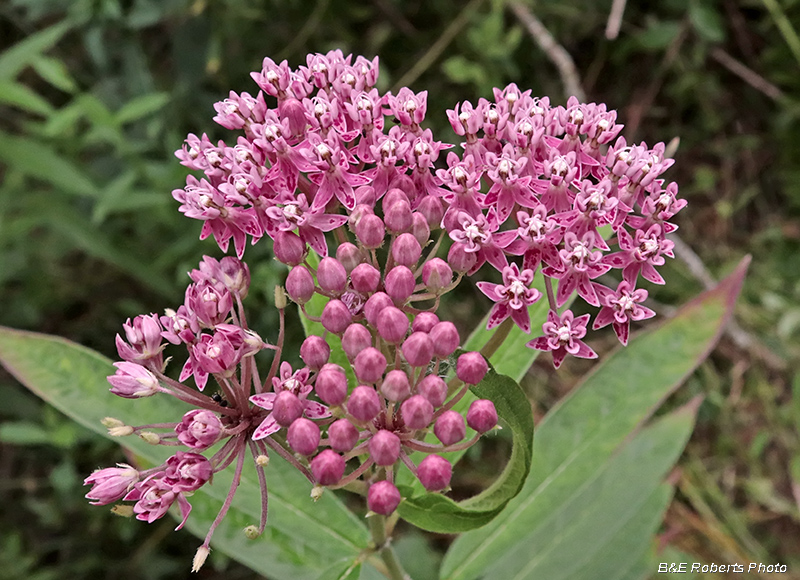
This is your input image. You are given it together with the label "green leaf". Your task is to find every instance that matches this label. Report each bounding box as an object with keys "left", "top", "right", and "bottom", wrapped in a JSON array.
[
  {"left": 0, "top": 327, "right": 372, "bottom": 580},
  {"left": 396, "top": 367, "right": 533, "bottom": 533},
  {"left": 0, "top": 81, "right": 54, "bottom": 116},
  {"left": 637, "top": 20, "right": 683, "bottom": 51},
  {"left": 0, "top": 21, "right": 73, "bottom": 81},
  {"left": 0, "top": 421, "right": 51, "bottom": 445},
  {"left": 0, "top": 131, "right": 100, "bottom": 197},
  {"left": 31, "top": 55, "right": 79, "bottom": 93},
  {"left": 689, "top": 0, "right": 726, "bottom": 43},
  {"left": 440, "top": 258, "right": 748, "bottom": 580},
  {"left": 115, "top": 92, "right": 170, "bottom": 125}
]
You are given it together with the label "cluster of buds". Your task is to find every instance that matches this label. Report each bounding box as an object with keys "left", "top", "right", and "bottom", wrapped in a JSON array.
[{"left": 86, "top": 50, "right": 683, "bottom": 570}]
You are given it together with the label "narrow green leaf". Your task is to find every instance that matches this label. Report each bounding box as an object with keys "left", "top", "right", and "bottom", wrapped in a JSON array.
[
  {"left": 0, "top": 81, "right": 54, "bottom": 116},
  {"left": 0, "top": 131, "right": 99, "bottom": 197},
  {"left": 0, "top": 421, "right": 51, "bottom": 445},
  {"left": 396, "top": 367, "right": 533, "bottom": 533},
  {"left": 440, "top": 258, "right": 748, "bottom": 580},
  {"left": 0, "top": 22, "right": 73, "bottom": 81},
  {"left": 316, "top": 558, "right": 362, "bottom": 580},
  {"left": 31, "top": 55, "right": 79, "bottom": 93},
  {"left": 0, "top": 327, "right": 372, "bottom": 580},
  {"left": 115, "top": 92, "right": 170, "bottom": 125}
]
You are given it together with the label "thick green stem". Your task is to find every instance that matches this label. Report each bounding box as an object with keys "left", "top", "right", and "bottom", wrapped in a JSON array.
[
  {"left": 479, "top": 316, "right": 515, "bottom": 361},
  {"left": 369, "top": 514, "right": 408, "bottom": 580}
]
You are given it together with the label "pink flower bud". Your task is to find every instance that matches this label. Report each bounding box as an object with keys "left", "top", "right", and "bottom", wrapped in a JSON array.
[
  {"left": 384, "top": 199, "right": 413, "bottom": 234},
  {"left": 422, "top": 258, "right": 453, "bottom": 292},
  {"left": 400, "top": 395, "right": 434, "bottom": 429},
  {"left": 317, "top": 257, "right": 347, "bottom": 295},
  {"left": 286, "top": 265, "right": 315, "bottom": 304},
  {"left": 417, "top": 196, "right": 444, "bottom": 229},
  {"left": 417, "top": 454, "right": 452, "bottom": 491},
  {"left": 467, "top": 399, "right": 498, "bottom": 433},
  {"left": 391, "top": 233, "right": 422, "bottom": 267},
  {"left": 84, "top": 464, "right": 140, "bottom": 505},
  {"left": 272, "top": 391, "right": 304, "bottom": 427},
  {"left": 456, "top": 352, "right": 488, "bottom": 385},
  {"left": 311, "top": 450, "right": 345, "bottom": 486},
  {"left": 447, "top": 242, "right": 477, "bottom": 273},
  {"left": 418, "top": 374, "right": 448, "bottom": 407},
  {"left": 368, "top": 430, "right": 401, "bottom": 466},
  {"left": 279, "top": 97, "right": 307, "bottom": 136},
  {"left": 384, "top": 266, "right": 415, "bottom": 304},
  {"left": 336, "top": 242, "right": 364, "bottom": 273},
  {"left": 412, "top": 312, "right": 440, "bottom": 333},
  {"left": 354, "top": 347, "right": 387, "bottom": 384},
  {"left": 217, "top": 256, "right": 251, "bottom": 297},
  {"left": 348, "top": 203, "right": 374, "bottom": 234},
  {"left": 429, "top": 322, "right": 460, "bottom": 358},
  {"left": 125, "top": 478, "right": 177, "bottom": 524},
  {"left": 356, "top": 214, "right": 385, "bottom": 249},
  {"left": 300, "top": 335, "right": 330, "bottom": 370},
  {"left": 328, "top": 419, "right": 360, "bottom": 452},
  {"left": 434, "top": 410, "right": 466, "bottom": 446},
  {"left": 367, "top": 480, "right": 401, "bottom": 515},
  {"left": 175, "top": 409, "right": 223, "bottom": 450},
  {"left": 347, "top": 385, "right": 382, "bottom": 422},
  {"left": 351, "top": 263, "right": 381, "bottom": 294},
  {"left": 274, "top": 231, "right": 307, "bottom": 265},
  {"left": 287, "top": 418, "right": 321, "bottom": 455},
  {"left": 402, "top": 332, "right": 435, "bottom": 367},
  {"left": 321, "top": 299, "right": 352, "bottom": 334},
  {"left": 164, "top": 451, "right": 212, "bottom": 492},
  {"left": 384, "top": 188, "right": 410, "bottom": 209},
  {"left": 314, "top": 364, "right": 348, "bottom": 406},
  {"left": 376, "top": 306, "right": 409, "bottom": 344},
  {"left": 342, "top": 323, "right": 372, "bottom": 359},
  {"left": 107, "top": 362, "right": 160, "bottom": 398},
  {"left": 381, "top": 369, "right": 411, "bottom": 401},
  {"left": 411, "top": 212, "right": 431, "bottom": 247},
  {"left": 364, "top": 292, "right": 393, "bottom": 326}
]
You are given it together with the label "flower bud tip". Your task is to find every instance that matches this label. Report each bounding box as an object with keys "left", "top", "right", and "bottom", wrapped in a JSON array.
[
  {"left": 310, "top": 485, "right": 324, "bottom": 501},
  {"left": 139, "top": 431, "right": 161, "bottom": 445},
  {"left": 243, "top": 525, "right": 261, "bottom": 540},
  {"left": 255, "top": 454, "right": 270, "bottom": 467},
  {"left": 108, "top": 425, "right": 134, "bottom": 437},
  {"left": 192, "top": 546, "right": 210, "bottom": 573},
  {"left": 274, "top": 285, "right": 288, "bottom": 309},
  {"left": 101, "top": 417, "right": 124, "bottom": 428}
]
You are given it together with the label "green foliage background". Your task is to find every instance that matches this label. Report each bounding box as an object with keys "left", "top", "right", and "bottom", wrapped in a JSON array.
[{"left": 1, "top": 0, "right": 799, "bottom": 578}]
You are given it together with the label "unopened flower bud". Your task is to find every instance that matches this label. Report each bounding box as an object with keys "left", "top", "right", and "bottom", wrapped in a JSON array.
[
  {"left": 434, "top": 410, "right": 466, "bottom": 446},
  {"left": 317, "top": 257, "right": 348, "bottom": 295},
  {"left": 328, "top": 418, "right": 360, "bottom": 452},
  {"left": 384, "top": 199, "right": 413, "bottom": 234},
  {"left": 384, "top": 266, "right": 415, "bottom": 304},
  {"left": 107, "top": 362, "right": 160, "bottom": 399},
  {"left": 467, "top": 399, "right": 498, "bottom": 433},
  {"left": 111, "top": 504, "right": 134, "bottom": 517},
  {"left": 447, "top": 242, "right": 477, "bottom": 273},
  {"left": 410, "top": 212, "right": 431, "bottom": 247},
  {"left": 351, "top": 263, "right": 381, "bottom": 294},
  {"left": 310, "top": 485, "right": 324, "bottom": 501},
  {"left": 286, "top": 266, "right": 315, "bottom": 304},
  {"left": 342, "top": 323, "right": 372, "bottom": 360},
  {"left": 417, "top": 196, "right": 444, "bottom": 229},
  {"left": 273, "top": 231, "right": 306, "bottom": 265},
  {"left": 429, "top": 322, "right": 460, "bottom": 358},
  {"left": 354, "top": 347, "right": 387, "bottom": 384},
  {"left": 243, "top": 525, "right": 261, "bottom": 540},
  {"left": 321, "top": 299, "right": 352, "bottom": 334},
  {"left": 287, "top": 418, "right": 321, "bottom": 456},
  {"left": 417, "top": 454, "right": 452, "bottom": 491},
  {"left": 255, "top": 454, "right": 269, "bottom": 467},
  {"left": 383, "top": 188, "right": 410, "bottom": 209},
  {"left": 279, "top": 97, "right": 307, "bottom": 136},
  {"left": 192, "top": 545, "right": 211, "bottom": 573},
  {"left": 109, "top": 425, "right": 134, "bottom": 437},
  {"left": 176, "top": 409, "right": 223, "bottom": 450},
  {"left": 311, "top": 450, "right": 346, "bottom": 486},
  {"left": 376, "top": 306, "right": 409, "bottom": 344},
  {"left": 400, "top": 395, "right": 434, "bottom": 430},
  {"left": 84, "top": 464, "right": 140, "bottom": 505},
  {"left": 336, "top": 242, "right": 363, "bottom": 273},
  {"left": 402, "top": 332, "right": 434, "bottom": 368},
  {"left": 315, "top": 364, "right": 348, "bottom": 406},
  {"left": 356, "top": 214, "right": 385, "bottom": 249},
  {"left": 456, "top": 352, "right": 488, "bottom": 385},
  {"left": 412, "top": 312, "right": 440, "bottom": 333},
  {"left": 272, "top": 391, "right": 304, "bottom": 427},
  {"left": 422, "top": 258, "right": 453, "bottom": 292},
  {"left": 348, "top": 203, "right": 374, "bottom": 233},
  {"left": 347, "top": 385, "right": 382, "bottom": 422},
  {"left": 391, "top": 233, "right": 422, "bottom": 267},
  {"left": 368, "top": 429, "right": 401, "bottom": 466},
  {"left": 418, "top": 374, "right": 447, "bottom": 407},
  {"left": 300, "top": 335, "right": 330, "bottom": 370},
  {"left": 364, "top": 292, "right": 393, "bottom": 326},
  {"left": 101, "top": 417, "right": 125, "bottom": 428},
  {"left": 381, "top": 369, "right": 411, "bottom": 401},
  {"left": 367, "top": 481, "right": 401, "bottom": 515},
  {"left": 274, "top": 285, "right": 288, "bottom": 309}
]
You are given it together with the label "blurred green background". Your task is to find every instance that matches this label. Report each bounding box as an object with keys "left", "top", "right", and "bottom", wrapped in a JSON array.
[{"left": 0, "top": 0, "right": 799, "bottom": 578}]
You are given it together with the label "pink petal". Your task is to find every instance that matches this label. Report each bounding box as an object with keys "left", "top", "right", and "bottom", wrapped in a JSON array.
[{"left": 252, "top": 415, "right": 280, "bottom": 440}]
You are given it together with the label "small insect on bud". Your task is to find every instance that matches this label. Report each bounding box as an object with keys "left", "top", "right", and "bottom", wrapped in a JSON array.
[
  {"left": 108, "top": 425, "right": 134, "bottom": 437},
  {"left": 243, "top": 525, "right": 261, "bottom": 540},
  {"left": 192, "top": 545, "right": 211, "bottom": 573},
  {"left": 139, "top": 431, "right": 161, "bottom": 445}
]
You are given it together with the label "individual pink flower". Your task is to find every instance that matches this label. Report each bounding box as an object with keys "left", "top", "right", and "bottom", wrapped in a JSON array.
[
  {"left": 527, "top": 309, "right": 597, "bottom": 368},
  {"left": 84, "top": 464, "right": 140, "bottom": 505},
  {"left": 107, "top": 362, "right": 162, "bottom": 399},
  {"left": 505, "top": 207, "right": 563, "bottom": 273},
  {"left": 176, "top": 410, "right": 224, "bottom": 450},
  {"left": 125, "top": 477, "right": 193, "bottom": 530},
  {"left": 447, "top": 211, "right": 516, "bottom": 274},
  {"left": 264, "top": 194, "right": 348, "bottom": 257},
  {"left": 592, "top": 281, "right": 655, "bottom": 345},
  {"left": 477, "top": 263, "right": 542, "bottom": 332},
  {"left": 544, "top": 231, "right": 610, "bottom": 307}
]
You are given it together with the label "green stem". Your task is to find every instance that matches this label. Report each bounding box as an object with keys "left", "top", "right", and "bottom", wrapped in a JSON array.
[
  {"left": 479, "top": 316, "right": 515, "bottom": 361},
  {"left": 369, "top": 514, "right": 408, "bottom": 580}
]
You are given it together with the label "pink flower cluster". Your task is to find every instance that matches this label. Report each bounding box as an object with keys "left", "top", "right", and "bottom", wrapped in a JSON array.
[{"left": 86, "top": 50, "right": 683, "bottom": 570}]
